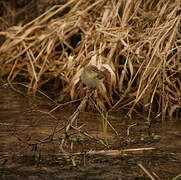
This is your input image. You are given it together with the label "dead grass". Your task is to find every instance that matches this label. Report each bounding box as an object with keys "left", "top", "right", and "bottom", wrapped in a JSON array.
[{"left": 0, "top": 0, "right": 180, "bottom": 119}]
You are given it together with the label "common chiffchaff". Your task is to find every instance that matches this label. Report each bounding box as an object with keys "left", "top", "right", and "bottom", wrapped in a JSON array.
[{"left": 80, "top": 65, "right": 107, "bottom": 89}]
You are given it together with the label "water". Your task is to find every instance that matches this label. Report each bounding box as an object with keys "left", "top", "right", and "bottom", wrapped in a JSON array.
[{"left": 0, "top": 86, "right": 180, "bottom": 180}]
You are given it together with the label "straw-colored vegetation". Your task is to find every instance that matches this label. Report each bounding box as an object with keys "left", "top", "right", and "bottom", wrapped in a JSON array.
[{"left": 0, "top": 0, "right": 180, "bottom": 119}]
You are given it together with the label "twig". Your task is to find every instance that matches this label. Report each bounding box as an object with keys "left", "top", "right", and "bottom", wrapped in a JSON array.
[
  {"left": 71, "top": 125, "right": 108, "bottom": 147},
  {"left": 137, "top": 163, "right": 157, "bottom": 180},
  {"left": 57, "top": 147, "right": 156, "bottom": 156},
  {"left": 60, "top": 89, "right": 94, "bottom": 152}
]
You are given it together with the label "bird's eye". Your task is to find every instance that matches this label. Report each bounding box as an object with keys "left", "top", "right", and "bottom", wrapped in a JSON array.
[{"left": 91, "top": 68, "right": 99, "bottom": 72}]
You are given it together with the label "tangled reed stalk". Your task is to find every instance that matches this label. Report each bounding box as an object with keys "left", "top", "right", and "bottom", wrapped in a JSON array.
[{"left": 0, "top": 0, "right": 180, "bottom": 119}]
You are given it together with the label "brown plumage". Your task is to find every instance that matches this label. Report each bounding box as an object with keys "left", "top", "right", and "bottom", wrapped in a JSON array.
[{"left": 80, "top": 65, "right": 107, "bottom": 89}]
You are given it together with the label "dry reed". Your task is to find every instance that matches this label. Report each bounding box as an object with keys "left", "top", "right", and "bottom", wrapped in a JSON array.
[{"left": 0, "top": 0, "right": 180, "bottom": 119}]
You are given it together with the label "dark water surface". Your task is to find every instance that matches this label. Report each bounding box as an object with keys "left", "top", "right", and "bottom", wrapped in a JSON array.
[{"left": 0, "top": 86, "right": 180, "bottom": 180}]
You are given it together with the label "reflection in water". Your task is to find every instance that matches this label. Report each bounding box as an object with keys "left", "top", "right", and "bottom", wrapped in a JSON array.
[
  {"left": 0, "top": 86, "right": 180, "bottom": 156},
  {"left": 160, "top": 121, "right": 181, "bottom": 147},
  {"left": 0, "top": 86, "right": 181, "bottom": 180}
]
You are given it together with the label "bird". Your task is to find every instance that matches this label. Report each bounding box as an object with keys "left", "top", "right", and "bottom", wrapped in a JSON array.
[{"left": 80, "top": 65, "right": 107, "bottom": 89}]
